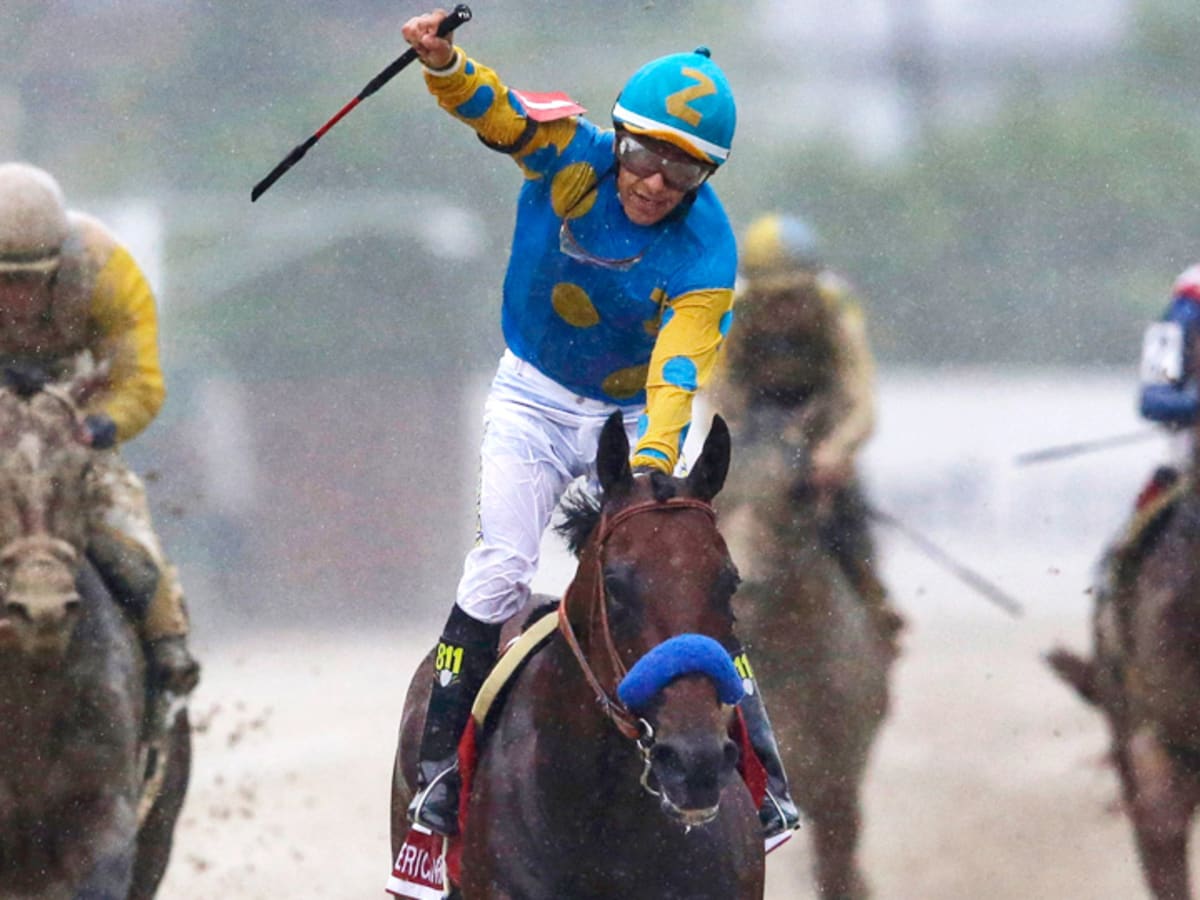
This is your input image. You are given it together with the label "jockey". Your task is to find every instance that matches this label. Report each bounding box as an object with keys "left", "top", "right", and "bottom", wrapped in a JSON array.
[
  {"left": 400, "top": 10, "right": 800, "bottom": 842},
  {"left": 1135, "top": 263, "right": 1200, "bottom": 505},
  {"left": 1086, "top": 264, "right": 1200, "bottom": 635},
  {"left": 712, "top": 212, "right": 904, "bottom": 649},
  {"left": 0, "top": 162, "right": 199, "bottom": 696}
]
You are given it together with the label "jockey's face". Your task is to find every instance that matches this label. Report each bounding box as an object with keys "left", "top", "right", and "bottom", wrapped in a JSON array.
[
  {"left": 0, "top": 271, "right": 54, "bottom": 327},
  {"left": 616, "top": 165, "right": 687, "bottom": 226},
  {"left": 615, "top": 133, "right": 705, "bottom": 226}
]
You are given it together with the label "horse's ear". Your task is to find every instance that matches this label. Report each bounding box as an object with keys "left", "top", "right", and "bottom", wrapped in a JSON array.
[
  {"left": 597, "top": 410, "right": 633, "bottom": 497},
  {"left": 686, "top": 415, "right": 730, "bottom": 502}
]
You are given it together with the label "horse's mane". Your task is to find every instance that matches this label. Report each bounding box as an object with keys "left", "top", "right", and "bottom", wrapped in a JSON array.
[
  {"left": 554, "top": 471, "right": 680, "bottom": 557},
  {"left": 555, "top": 487, "right": 600, "bottom": 557}
]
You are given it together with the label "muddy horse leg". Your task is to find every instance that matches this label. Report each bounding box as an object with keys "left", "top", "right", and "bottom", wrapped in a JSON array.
[
  {"left": 808, "top": 786, "right": 869, "bottom": 900},
  {"left": 128, "top": 708, "right": 192, "bottom": 900},
  {"left": 1125, "top": 727, "right": 1200, "bottom": 900}
]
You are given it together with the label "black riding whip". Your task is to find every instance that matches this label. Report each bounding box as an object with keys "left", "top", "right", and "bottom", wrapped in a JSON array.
[
  {"left": 867, "top": 505, "right": 1025, "bottom": 618},
  {"left": 250, "top": 4, "right": 473, "bottom": 202},
  {"left": 1013, "top": 427, "right": 1159, "bottom": 466}
]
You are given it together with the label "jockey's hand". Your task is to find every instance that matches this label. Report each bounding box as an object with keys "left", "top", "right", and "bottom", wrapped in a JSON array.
[
  {"left": 81, "top": 413, "right": 117, "bottom": 450},
  {"left": 401, "top": 9, "right": 457, "bottom": 70}
]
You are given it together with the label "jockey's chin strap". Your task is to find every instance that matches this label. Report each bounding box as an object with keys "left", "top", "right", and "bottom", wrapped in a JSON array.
[{"left": 557, "top": 495, "right": 718, "bottom": 747}]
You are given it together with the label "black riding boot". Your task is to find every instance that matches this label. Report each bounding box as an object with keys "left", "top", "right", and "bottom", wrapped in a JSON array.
[
  {"left": 408, "top": 605, "right": 501, "bottom": 837},
  {"left": 730, "top": 644, "right": 801, "bottom": 841}
]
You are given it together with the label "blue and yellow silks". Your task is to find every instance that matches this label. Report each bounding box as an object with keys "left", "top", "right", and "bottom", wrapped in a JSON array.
[{"left": 424, "top": 49, "right": 736, "bottom": 472}]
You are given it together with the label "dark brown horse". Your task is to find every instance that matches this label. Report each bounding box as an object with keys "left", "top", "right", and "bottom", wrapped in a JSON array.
[
  {"left": 0, "top": 358, "right": 190, "bottom": 899},
  {"left": 718, "top": 408, "right": 893, "bottom": 899},
  {"left": 1049, "top": 438, "right": 1200, "bottom": 900},
  {"left": 392, "top": 412, "right": 764, "bottom": 899}
]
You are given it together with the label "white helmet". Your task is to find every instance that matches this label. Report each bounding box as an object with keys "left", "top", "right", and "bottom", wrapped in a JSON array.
[{"left": 0, "top": 163, "right": 70, "bottom": 274}]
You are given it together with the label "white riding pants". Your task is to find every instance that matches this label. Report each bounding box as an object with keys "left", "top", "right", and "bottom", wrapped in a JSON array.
[{"left": 456, "top": 351, "right": 641, "bottom": 625}]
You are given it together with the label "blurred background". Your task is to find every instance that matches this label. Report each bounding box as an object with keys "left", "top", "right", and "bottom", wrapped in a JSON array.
[
  {"left": 4, "top": 0, "right": 1198, "bottom": 629},
  {"left": 7, "top": 2, "right": 1200, "bottom": 896}
]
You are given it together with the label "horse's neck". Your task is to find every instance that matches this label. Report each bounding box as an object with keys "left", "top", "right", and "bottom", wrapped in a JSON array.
[
  {"left": 485, "top": 636, "right": 634, "bottom": 840},
  {"left": 1121, "top": 493, "right": 1200, "bottom": 655},
  {"left": 762, "top": 520, "right": 843, "bottom": 603},
  {"left": 0, "top": 591, "right": 138, "bottom": 729},
  {"left": 0, "top": 661, "right": 77, "bottom": 759},
  {"left": 536, "top": 634, "right": 631, "bottom": 756}
]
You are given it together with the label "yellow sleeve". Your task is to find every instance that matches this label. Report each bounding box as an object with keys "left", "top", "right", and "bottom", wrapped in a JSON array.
[
  {"left": 820, "top": 301, "right": 877, "bottom": 464},
  {"left": 632, "top": 288, "right": 733, "bottom": 472},
  {"left": 88, "top": 246, "right": 165, "bottom": 441},
  {"left": 700, "top": 287, "right": 747, "bottom": 433},
  {"left": 423, "top": 47, "right": 576, "bottom": 177}
]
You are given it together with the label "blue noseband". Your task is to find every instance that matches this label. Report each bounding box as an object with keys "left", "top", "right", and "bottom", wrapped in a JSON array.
[{"left": 617, "top": 634, "right": 745, "bottom": 713}]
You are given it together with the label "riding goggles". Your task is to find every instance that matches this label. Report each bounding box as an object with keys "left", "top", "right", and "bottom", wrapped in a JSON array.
[{"left": 615, "top": 132, "right": 713, "bottom": 193}]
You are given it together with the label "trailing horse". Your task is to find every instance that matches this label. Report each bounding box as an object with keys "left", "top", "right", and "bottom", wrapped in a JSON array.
[
  {"left": 718, "top": 407, "right": 893, "bottom": 899},
  {"left": 0, "top": 359, "right": 190, "bottom": 899},
  {"left": 1048, "top": 455, "right": 1200, "bottom": 900},
  {"left": 391, "top": 412, "right": 764, "bottom": 899}
]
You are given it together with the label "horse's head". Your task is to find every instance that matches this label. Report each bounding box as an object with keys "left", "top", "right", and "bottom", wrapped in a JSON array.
[
  {"left": 558, "top": 412, "right": 744, "bottom": 825},
  {"left": 0, "top": 535, "right": 83, "bottom": 658},
  {"left": 0, "top": 359, "right": 100, "bottom": 661}
]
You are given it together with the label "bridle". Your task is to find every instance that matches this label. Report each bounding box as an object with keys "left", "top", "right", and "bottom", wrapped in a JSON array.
[
  {"left": 0, "top": 384, "right": 99, "bottom": 597},
  {"left": 556, "top": 494, "right": 718, "bottom": 791}
]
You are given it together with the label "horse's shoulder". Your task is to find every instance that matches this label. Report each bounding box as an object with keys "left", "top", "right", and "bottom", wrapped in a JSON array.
[
  {"left": 474, "top": 606, "right": 560, "bottom": 730},
  {"left": 1111, "top": 478, "right": 1192, "bottom": 591}
]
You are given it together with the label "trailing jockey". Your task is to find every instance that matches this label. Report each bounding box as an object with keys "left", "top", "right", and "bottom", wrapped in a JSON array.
[
  {"left": 711, "top": 212, "right": 904, "bottom": 652},
  {"left": 0, "top": 162, "right": 199, "bottom": 698},
  {"left": 1088, "top": 262, "right": 1200, "bottom": 616},
  {"left": 399, "top": 9, "right": 800, "bottom": 844},
  {"left": 1133, "top": 263, "right": 1200, "bottom": 509}
]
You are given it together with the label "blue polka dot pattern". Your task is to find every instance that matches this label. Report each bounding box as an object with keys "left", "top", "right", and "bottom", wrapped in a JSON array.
[
  {"left": 522, "top": 145, "right": 559, "bottom": 176},
  {"left": 637, "top": 414, "right": 649, "bottom": 439},
  {"left": 456, "top": 85, "right": 495, "bottom": 120},
  {"left": 662, "top": 356, "right": 699, "bottom": 392},
  {"left": 464, "top": 60, "right": 475, "bottom": 75},
  {"left": 677, "top": 422, "right": 691, "bottom": 454},
  {"left": 719, "top": 310, "right": 733, "bottom": 336},
  {"left": 662, "top": 307, "right": 676, "bottom": 328}
]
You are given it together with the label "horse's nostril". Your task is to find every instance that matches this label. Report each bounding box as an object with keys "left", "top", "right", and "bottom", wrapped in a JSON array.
[
  {"left": 63, "top": 595, "right": 81, "bottom": 614},
  {"left": 6, "top": 603, "right": 32, "bottom": 623},
  {"left": 722, "top": 739, "right": 740, "bottom": 773},
  {"left": 650, "top": 742, "right": 684, "bottom": 777}
]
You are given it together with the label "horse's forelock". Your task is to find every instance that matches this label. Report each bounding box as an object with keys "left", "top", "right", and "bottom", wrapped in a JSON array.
[
  {"left": 557, "top": 471, "right": 689, "bottom": 557},
  {"left": 555, "top": 487, "right": 601, "bottom": 557},
  {"left": 647, "top": 470, "right": 678, "bottom": 503}
]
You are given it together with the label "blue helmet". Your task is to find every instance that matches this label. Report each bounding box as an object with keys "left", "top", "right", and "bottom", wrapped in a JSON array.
[{"left": 611, "top": 46, "right": 736, "bottom": 167}]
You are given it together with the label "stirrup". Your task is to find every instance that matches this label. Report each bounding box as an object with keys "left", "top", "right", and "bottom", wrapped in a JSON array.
[
  {"left": 760, "top": 790, "right": 800, "bottom": 853},
  {"left": 408, "top": 763, "right": 461, "bottom": 837}
]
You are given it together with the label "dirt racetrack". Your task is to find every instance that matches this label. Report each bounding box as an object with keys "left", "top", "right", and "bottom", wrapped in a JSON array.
[{"left": 154, "top": 538, "right": 1171, "bottom": 900}]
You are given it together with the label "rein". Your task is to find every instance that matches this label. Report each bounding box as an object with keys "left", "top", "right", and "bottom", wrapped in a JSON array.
[{"left": 557, "top": 495, "right": 718, "bottom": 749}]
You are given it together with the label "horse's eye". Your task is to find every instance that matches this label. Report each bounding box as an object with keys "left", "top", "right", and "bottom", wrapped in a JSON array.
[
  {"left": 714, "top": 567, "right": 740, "bottom": 622},
  {"left": 716, "top": 566, "right": 741, "bottom": 600},
  {"left": 603, "top": 568, "right": 638, "bottom": 626}
]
